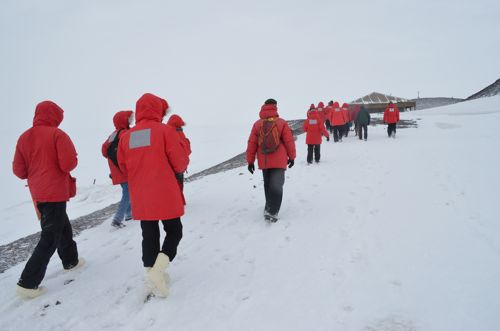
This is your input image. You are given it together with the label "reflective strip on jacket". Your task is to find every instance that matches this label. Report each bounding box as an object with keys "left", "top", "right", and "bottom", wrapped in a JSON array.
[{"left": 118, "top": 93, "right": 188, "bottom": 221}]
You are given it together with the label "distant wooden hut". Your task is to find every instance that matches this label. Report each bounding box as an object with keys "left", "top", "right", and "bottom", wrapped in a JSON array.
[{"left": 350, "top": 92, "right": 416, "bottom": 113}]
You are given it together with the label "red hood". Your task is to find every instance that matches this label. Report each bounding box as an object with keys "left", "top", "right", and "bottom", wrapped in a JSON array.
[
  {"left": 333, "top": 101, "right": 340, "bottom": 110},
  {"left": 167, "top": 114, "right": 185, "bottom": 128},
  {"left": 317, "top": 102, "right": 325, "bottom": 109},
  {"left": 33, "top": 101, "right": 64, "bottom": 127},
  {"left": 342, "top": 103, "right": 350, "bottom": 110},
  {"left": 259, "top": 104, "right": 279, "bottom": 119},
  {"left": 136, "top": 93, "right": 169, "bottom": 123},
  {"left": 307, "top": 109, "right": 318, "bottom": 119},
  {"left": 309, "top": 104, "right": 315, "bottom": 110},
  {"left": 113, "top": 110, "right": 133, "bottom": 130}
]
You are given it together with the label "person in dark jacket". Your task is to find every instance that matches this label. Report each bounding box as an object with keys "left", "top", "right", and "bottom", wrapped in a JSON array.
[
  {"left": 356, "top": 106, "right": 371, "bottom": 141},
  {"left": 12, "top": 101, "right": 83, "bottom": 298},
  {"left": 246, "top": 98, "right": 296, "bottom": 222},
  {"left": 101, "top": 110, "right": 134, "bottom": 228}
]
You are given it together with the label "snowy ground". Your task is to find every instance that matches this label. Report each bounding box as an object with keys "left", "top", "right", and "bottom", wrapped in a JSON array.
[{"left": 0, "top": 96, "right": 499, "bottom": 331}]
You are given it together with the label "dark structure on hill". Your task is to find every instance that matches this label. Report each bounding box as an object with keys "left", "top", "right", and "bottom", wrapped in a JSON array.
[
  {"left": 466, "top": 78, "right": 500, "bottom": 100},
  {"left": 350, "top": 92, "right": 416, "bottom": 113}
]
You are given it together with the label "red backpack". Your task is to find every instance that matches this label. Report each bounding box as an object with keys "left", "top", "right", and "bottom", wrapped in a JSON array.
[{"left": 258, "top": 118, "right": 281, "bottom": 154}]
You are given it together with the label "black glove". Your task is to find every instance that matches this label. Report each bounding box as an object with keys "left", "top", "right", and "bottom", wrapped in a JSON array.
[
  {"left": 175, "top": 173, "right": 184, "bottom": 182},
  {"left": 248, "top": 163, "right": 255, "bottom": 174},
  {"left": 327, "top": 137, "right": 330, "bottom": 141},
  {"left": 287, "top": 159, "right": 294, "bottom": 168}
]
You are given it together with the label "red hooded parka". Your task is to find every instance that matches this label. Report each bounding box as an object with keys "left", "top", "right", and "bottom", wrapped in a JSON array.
[
  {"left": 101, "top": 110, "right": 133, "bottom": 185},
  {"left": 316, "top": 101, "right": 326, "bottom": 124},
  {"left": 246, "top": 104, "right": 296, "bottom": 170},
  {"left": 13, "top": 101, "right": 78, "bottom": 202},
  {"left": 166, "top": 114, "right": 192, "bottom": 158},
  {"left": 304, "top": 110, "right": 329, "bottom": 145},
  {"left": 383, "top": 104, "right": 400, "bottom": 123},
  {"left": 118, "top": 93, "right": 188, "bottom": 221},
  {"left": 330, "top": 102, "right": 348, "bottom": 126},
  {"left": 341, "top": 103, "right": 351, "bottom": 122}
]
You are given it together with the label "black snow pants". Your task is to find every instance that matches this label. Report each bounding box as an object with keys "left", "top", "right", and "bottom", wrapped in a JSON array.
[
  {"left": 18, "top": 202, "right": 78, "bottom": 289},
  {"left": 262, "top": 168, "right": 285, "bottom": 216},
  {"left": 388, "top": 123, "right": 397, "bottom": 137},
  {"left": 358, "top": 125, "right": 368, "bottom": 140},
  {"left": 141, "top": 218, "right": 183, "bottom": 267},
  {"left": 307, "top": 144, "right": 321, "bottom": 163},
  {"left": 332, "top": 125, "right": 343, "bottom": 142}
]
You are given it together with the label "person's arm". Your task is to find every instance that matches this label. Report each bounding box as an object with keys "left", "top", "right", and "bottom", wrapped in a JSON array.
[
  {"left": 246, "top": 122, "right": 259, "bottom": 165},
  {"left": 56, "top": 130, "right": 78, "bottom": 173},
  {"left": 164, "top": 128, "right": 188, "bottom": 174},
  {"left": 12, "top": 139, "right": 28, "bottom": 179},
  {"left": 117, "top": 133, "right": 128, "bottom": 176},
  {"left": 281, "top": 122, "right": 296, "bottom": 161}
]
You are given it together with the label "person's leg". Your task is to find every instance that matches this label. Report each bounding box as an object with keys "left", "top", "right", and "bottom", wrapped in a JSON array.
[
  {"left": 389, "top": 123, "right": 396, "bottom": 137},
  {"left": 262, "top": 169, "right": 271, "bottom": 213},
  {"left": 55, "top": 202, "right": 79, "bottom": 269},
  {"left": 140, "top": 221, "right": 160, "bottom": 267},
  {"left": 387, "top": 124, "right": 391, "bottom": 137},
  {"left": 314, "top": 145, "right": 321, "bottom": 162},
  {"left": 358, "top": 124, "right": 363, "bottom": 140},
  {"left": 363, "top": 125, "right": 368, "bottom": 140},
  {"left": 123, "top": 183, "right": 132, "bottom": 220},
  {"left": 112, "top": 183, "right": 129, "bottom": 225},
  {"left": 307, "top": 144, "right": 313, "bottom": 164},
  {"left": 161, "top": 218, "right": 183, "bottom": 262},
  {"left": 333, "top": 126, "right": 339, "bottom": 142},
  {"left": 18, "top": 202, "right": 66, "bottom": 288},
  {"left": 267, "top": 169, "right": 285, "bottom": 216}
]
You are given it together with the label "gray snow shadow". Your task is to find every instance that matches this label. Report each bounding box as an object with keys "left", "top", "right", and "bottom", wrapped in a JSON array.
[{"left": 435, "top": 122, "right": 461, "bottom": 129}]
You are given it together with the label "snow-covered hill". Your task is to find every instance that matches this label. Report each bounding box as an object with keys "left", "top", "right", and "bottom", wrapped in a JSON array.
[
  {"left": 466, "top": 78, "right": 500, "bottom": 100},
  {"left": 1, "top": 96, "right": 499, "bottom": 331},
  {"left": 412, "top": 97, "right": 463, "bottom": 110}
]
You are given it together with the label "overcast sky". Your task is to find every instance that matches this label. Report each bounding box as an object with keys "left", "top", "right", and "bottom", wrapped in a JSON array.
[{"left": 1, "top": 0, "right": 499, "bottom": 207}]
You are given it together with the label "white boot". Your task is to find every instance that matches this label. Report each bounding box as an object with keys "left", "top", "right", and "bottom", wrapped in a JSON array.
[
  {"left": 147, "top": 253, "right": 170, "bottom": 298},
  {"left": 64, "top": 257, "right": 86, "bottom": 272},
  {"left": 16, "top": 284, "right": 46, "bottom": 299}
]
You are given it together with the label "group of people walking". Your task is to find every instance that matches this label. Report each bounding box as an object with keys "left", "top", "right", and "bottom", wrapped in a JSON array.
[
  {"left": 302, "top": 100, "right": 401, "bottom": 163},
  {"left": 12, "top": 93, "right": 191, "bottom": 299},
  {"left": 12, "top": 94, "right": 400, "bottom": 299}
]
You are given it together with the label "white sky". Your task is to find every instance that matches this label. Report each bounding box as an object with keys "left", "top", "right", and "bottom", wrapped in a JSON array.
[{"left": 0, "top": 0, "right": 499, "bottom": 207}]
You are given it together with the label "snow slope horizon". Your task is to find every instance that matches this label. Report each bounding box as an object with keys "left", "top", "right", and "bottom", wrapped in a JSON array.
[{"left": 0, "top": 96, "right": 499, "bottom": 331}]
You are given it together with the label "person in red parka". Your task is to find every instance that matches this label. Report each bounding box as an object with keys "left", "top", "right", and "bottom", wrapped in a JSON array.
[
  {"left": 341, "top": 103, "right": 351, "bottom": 137},
  {"left": 166, "top": 114, "right": 192, "bottom": 205},
  {"left": 12, "top": 100, "right": 83, "bottom": 298},
  {"left": 351, "top": 104, "right": 361, "bottom": 136},
  {"left": 101, "top": 110, "right": 134, "bottom": 228},
  {"left": 118, "top": 93, "right": 188, "bottom": 298},
  {"left": 316, "top": 101, "right": 326, "bottom": 125},
  {"left": 383, "top": 101, "right": 400, "bottom": 138},
  {"left": 306, "top": 103, "right": 315, "bottom": 118},
  {"left": 303, "top": 108, "right": 329, "bottom": 164},
  {"left": 246, "top": 98, "right": 296, "bottom": 222},
  {"left": 329, "top": 101, "right": 347, "bottom": 142},
  {"left": 324, "top": 101, "right": 333, "bottom": 133}
]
